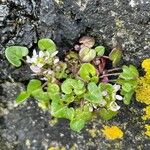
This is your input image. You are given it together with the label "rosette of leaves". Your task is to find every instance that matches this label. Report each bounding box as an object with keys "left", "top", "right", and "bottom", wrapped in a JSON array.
[{"left": 117, "top": 65, "right": 139, "bottom": 104}]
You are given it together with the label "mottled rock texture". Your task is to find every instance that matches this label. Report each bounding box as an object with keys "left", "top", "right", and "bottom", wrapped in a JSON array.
[{"left": 0, "top": 0, "right": 150, "bottom": 149}]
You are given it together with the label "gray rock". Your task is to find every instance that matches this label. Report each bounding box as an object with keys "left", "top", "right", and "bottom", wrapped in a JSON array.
[{"left": 0, "top": 0, "right": 150, "bottom": 149}]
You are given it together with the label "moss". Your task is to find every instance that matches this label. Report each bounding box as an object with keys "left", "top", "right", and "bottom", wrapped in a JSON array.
[{"left": 101, "top": 125, "right": 123, "bottom": 140}]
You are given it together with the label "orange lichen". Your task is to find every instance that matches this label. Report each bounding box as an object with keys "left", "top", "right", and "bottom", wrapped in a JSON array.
[
  {"left": 101, "top": 125, "right": 123, "bottom": 140},
  {"left": 145, "top": 124, "right": 150, "bottom": 137}
]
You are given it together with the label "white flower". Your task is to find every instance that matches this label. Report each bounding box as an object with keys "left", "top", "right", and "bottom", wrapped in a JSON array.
[
  {"left": 113, "top": 84, "right": 121, "bottom": 92},
  {"left": 53, "top": 58, "right": 59, "bottom": 64},
  {"left": 102, "top": 91, "right": 108, "bottom": 96},
  {"left": 39, "top": 51, "right": 45, "bottom": 57},
  {"left": 26, "top": 50, "right": 38, "bottom": 64},
  {"left": 30, "top": 65, "right": 41, "bottom": 73},
  {"left": 115, "top": 95, "right": 123, "bottom": 101},
  {"left": 89, "top": 107, "right": 93, "bottom": 112},
  {"left": 51, "top": 51, "right": 58, "bottom": 57},
  {"left": 109, "top": 101, "right": 120, "bottom": 111},
  {"left": 99, "top": 99, "right": 107, "bottom": 107}
]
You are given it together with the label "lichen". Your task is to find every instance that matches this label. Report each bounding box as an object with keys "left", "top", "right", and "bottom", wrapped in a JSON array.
[
  {"left": 145, "top": 125, "right": 150, "bottom": 137},
  {"left": 142, "top": 105, "right": 150, "bottom": 120},
  {"left": 136, "top": 77, "right": 150, "bottom": 105},
  {"left": 141, "top": 59, "right": 150, "bottom": 72},
  {"left": 136, "top": 59, "right": 150, "bottom": 105},
  {"left": 101, "top": 125, "right": 123, "bottom": 140}
]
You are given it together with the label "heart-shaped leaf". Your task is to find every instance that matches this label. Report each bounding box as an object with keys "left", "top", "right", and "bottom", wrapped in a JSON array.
[
  {"left": 79, "top": 63, "right": 98, "bottom": 82},
  {"left": 38, "top": 38, "right": 56, "bottom": 52},
  {"left": 109, "top": 48, "right": 122, "bottom": 67},
  {"left": 5, "top": 46, "right": 29, "bottom": 67},
  {"left": 79, "top": 47, "right": 96, "bottom": 62},
  {"left": 27, "top": 79, "right": 42, "bottom": 95},
  {"left": 95, "top": 46, "right": 105, "bottom": 56},
  {"left": 16, "top": 91, "right": 30, "bottom": 104}
]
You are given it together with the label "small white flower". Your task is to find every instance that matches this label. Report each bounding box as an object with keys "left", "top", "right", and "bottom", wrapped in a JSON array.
[
  {"left": 102, "top": 91, "right": 108, "bottom": 96},
  {"left": 93, "top": 104, "right": 97, "bottom": 109},
  {"left": 26, "top": 56, "right": 32, "bottom": 63},
  {"left": 113, "top": 84, "right": 121, "bottom": 92},
  {"left": 53, "top": 58, "right": 59, "bottom": 64},
  {"left": 39, "top": 51, "right": 45, "bottom": 57},
  {"left": 33, "top": 50, "right": 38, "bottom": 58},
  {"left": 37, "top": 63, "right": 44, "bottom": 68},
  {"left": 89, "top": 107, "right": 93, "bottom": 112},
  {"left": 30, "top": 65, "right": 41, "bottom": 73},
  {"left": 51, "top": 51, "right": 58, "bottom": 57},
  {"left": 99, "top": 100, "right": 107, "bottom": 107},
  {"left": 115, "top": 95, "right": 123, "bottom": 101},
  {"left": 109, "top": 101, "right": 120, "bottom": 111},
  {"left": 40, "top": 77, "right": 48, "bottom": 81}
]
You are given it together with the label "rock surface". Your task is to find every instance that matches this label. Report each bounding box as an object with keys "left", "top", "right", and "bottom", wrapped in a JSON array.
[{"left": 0, "top": 0, "right": 150, "bottom": 149}]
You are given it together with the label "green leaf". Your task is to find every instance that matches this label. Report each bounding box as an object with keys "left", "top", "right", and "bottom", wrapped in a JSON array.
[
  {"left": 47, "top": 83, "right": 60, "bottom": 100},
  {"left": 27, "top": 79, "right": 42, "bottom": 95},
  {"left": 95, "top": 46, "right": 105, "bottom": 56},
  {"left": 32, "top": 89, "right": 50, "bottom": 102},
  {"left": 38, "top": 38, "right": 56, "bottom": 52},
  {"left": 5, "top": 46, "right": 28, "bottom": 67},
  {"left": 122, "top": 83, "right": 132, "bottom": 93},
  {"left": 79, "top": 63, "right": 98, "bottom": 82},
  {"left": 123, "top": 91, "right": 134, "bottom": 105},
  {"left": 61, "top": 94, "right": 75, "bottom": 103},
  {"left": 79, "top": 47, "right": 96, "bottom": 62},
  {"left": 84, "top": 82, "right": 103, "bottom": 103},
  {"left": 99, "top": 83, "right": 115, "bottom": 101},
  {"left": 70, "top": 119, "right": 85, "bottom": 132},
  {"left": 16, "top": 91, "right": 30, "bottom": 104},
  {"left": 48, "top": 83, "right": 60, "bottom": 93},
  {"left": 109, "top": 48, "right": 122, "bottom": 67},
  {"left": 61, "top": 79, "right": 85, "bottom": 95},
  {"left": 51, "top": 101, "right": 74, "bottom": 120},
  {"left": 99, "top": 108, "right": 117, "bottom": 120},
  {"left": 119, "top": 65, "right": 139, "bottom": 80}
]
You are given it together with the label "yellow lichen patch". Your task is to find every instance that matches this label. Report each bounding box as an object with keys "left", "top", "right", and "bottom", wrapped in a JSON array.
[
  {"left": 145, "top": 124, "right": 150, "bottom": 137},
  {"left": 136, "top": 77, "right": 150, "bottom": 105},
  {"left": 142, "top": 105, "right": 150, "bottom": 120},
  {"left": 142, "top": 59, "right": 150, "bottom": 72},
  {"left": 48, "top": 146, "right": 66, "bottom": 150},
  {"left": 101, "top": 125, "right": 123, "bottom": 140}
]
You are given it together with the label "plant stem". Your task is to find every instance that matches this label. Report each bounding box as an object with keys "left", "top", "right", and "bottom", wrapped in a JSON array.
[
  {"left": 107, "top": 68, "right": 122, "bottom": 73},
  {"left": 108, "top": 79, "right": 117, "bottom": 83},
  {"left": 102, "top": 56, "right": 109, "bottom": 59},
  {"left": 100, "top": 72, "right": 121, "bottom": 78},
  {"left": 21, "top": 58, "right": 29, "bottom": 66},
  {"left": 42, "top": 82, "right": 48, "bottom": 89}
]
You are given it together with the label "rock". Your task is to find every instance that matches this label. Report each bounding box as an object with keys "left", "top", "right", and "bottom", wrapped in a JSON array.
[{"left": 0, "top": 0, "right": 150, "bottom": 149}]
